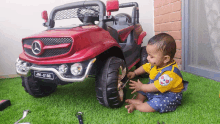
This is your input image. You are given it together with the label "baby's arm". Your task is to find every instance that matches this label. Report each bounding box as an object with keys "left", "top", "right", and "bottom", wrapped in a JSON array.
[
  {"left": 127, "top": 66, "right": 148, "bottom": 79},
  {"left": 141, "top": 83, "right": 159, "bottom": 93},
  {"left": 134, "top": 65, "right": 148, "bottom": 75},
  {"left": 129, "top": 80, "right": 159, "bottom": 94}
]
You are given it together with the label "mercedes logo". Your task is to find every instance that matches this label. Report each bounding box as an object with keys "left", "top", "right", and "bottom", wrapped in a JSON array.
[{"left": 31, "top": 40, "right": 44, "bottom": 55}]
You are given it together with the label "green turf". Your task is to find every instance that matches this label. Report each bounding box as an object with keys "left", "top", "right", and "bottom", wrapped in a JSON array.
[{"left": 0, "top": 72, "right": 219, "bottom": 124}]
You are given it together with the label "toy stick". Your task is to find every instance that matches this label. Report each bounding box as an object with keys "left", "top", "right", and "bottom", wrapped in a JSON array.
[{"left": 132, "top": 94, "right": 136, "bottom": 99}]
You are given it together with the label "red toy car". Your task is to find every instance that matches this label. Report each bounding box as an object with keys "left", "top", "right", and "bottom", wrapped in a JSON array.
[{"left": 16, "top": 0, "right": 148, "bottom": 108}]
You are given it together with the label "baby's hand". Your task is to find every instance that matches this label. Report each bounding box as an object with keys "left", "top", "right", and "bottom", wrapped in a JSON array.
[
  {"left": 129, "top": 79, "right": 143, "bottom": 94},
  {"left": 127, "top": 72, "right": 136, "bottom": 79}
]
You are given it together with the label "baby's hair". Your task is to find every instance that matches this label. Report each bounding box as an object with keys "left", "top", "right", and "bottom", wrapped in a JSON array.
[{"left": 148, "top": 33, "right": 176, "bottom": 59}]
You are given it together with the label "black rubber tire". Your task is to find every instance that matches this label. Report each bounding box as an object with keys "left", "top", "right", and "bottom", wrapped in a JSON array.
[
  {"left": 136, "top": 46, "right": 149, "bottom": 78},
  {"left": 95, "top": 56, "right": 127, "bottom": 108},
  {"left": 21, "top": 76, "right": 57, "bottom": 97}
]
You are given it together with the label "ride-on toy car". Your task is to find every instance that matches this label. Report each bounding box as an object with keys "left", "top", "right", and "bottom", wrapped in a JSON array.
[{"left": 15, "top": 0, "right": 148, "bottom": 108}]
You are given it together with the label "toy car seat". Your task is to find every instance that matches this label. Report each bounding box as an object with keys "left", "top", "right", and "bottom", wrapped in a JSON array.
[
  {"left": 106, "top": 0, "right": 133, "bottom": 43},
  {"left": 105, "top": 0, "right": 120, "bottom": 43},
  {"left": 111, "top": 13, "right": 132, "bottom": 30}
]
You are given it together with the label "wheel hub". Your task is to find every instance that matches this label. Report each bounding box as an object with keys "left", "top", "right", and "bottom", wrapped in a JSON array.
[{"left": 117, "top": 66, "right": 126, "bottom": 102}]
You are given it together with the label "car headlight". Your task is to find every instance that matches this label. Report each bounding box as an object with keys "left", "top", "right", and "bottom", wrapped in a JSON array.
[
  {"left": 59, "top": 64, "right": 68, "bottom": 75},
  {"left": 21, "top": 63, "right": 29, "bottom": 72},
  {"left": 15, "top": 59, "right": 30, "bottom": 72},
  {"left": 16, "top": 60, "right": 23, "bottom": 70},
  {"left": 70, "top": 63, "right": 83, "bottom": 76}
]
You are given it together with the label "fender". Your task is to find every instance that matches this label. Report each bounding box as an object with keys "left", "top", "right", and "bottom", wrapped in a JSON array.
[
  {"left": 118, "top": 26, "right": 134, "bottom": 42},
  {"left": 137, "top": 31, "right": 147, "bottom": 45}
]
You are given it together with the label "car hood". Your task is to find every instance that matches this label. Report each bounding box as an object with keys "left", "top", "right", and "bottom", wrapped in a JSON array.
[{"left": 23, "top": 26, "right": 102, "bottom": 39}]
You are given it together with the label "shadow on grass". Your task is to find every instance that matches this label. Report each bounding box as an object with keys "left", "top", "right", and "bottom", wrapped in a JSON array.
[
  {"left": 54, "top": 78, "right": 96, "bottom": 98},
  {"left": 37, "top": 78, "right": 99, "bottom": 107},
  {"left": 49, "top": 77, "right": 149, "bottom": 107}
]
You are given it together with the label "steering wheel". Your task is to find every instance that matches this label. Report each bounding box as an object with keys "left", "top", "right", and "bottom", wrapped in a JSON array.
[{"left": 77, "top": 7, "right": 99, "bottom": 24}]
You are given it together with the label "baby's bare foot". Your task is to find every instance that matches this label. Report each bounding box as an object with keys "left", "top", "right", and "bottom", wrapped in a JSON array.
[
  {"left": 125, "top": 99, "right": 143, "bottom": 104},
  {"left": 125, "top": 104, "right": 135, "bottom": 113}
]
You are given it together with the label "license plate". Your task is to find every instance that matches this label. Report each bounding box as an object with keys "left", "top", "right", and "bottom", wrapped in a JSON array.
[{"left": 34, "top": 71, "right": 54, "bottom": 80}]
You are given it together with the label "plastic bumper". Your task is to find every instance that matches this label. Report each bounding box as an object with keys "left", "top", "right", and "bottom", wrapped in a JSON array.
[{"left": 15, "top": 58, "right": 96, "bottom": 82}]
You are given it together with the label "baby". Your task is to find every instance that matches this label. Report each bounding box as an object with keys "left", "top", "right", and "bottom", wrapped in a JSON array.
[{"left": 125, "top": 33, "right": 188, "bottom": 113}]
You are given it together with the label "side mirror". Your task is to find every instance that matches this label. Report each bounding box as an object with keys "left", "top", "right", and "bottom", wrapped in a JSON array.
[
  {"left": 106, "top": 0, "right": 119, "bottom": 16},
  {"left": 42, "top": 11, "right": 48, "bottom": 22}
]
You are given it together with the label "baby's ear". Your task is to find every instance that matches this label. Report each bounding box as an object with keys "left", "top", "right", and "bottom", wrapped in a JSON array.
[{"left": 163, "top": 55, "right": 170, "bottom": 64}]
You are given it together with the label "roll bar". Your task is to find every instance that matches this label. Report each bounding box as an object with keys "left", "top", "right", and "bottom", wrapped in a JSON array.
[
  {"left": 45, "top": 1, "right": 106, "bottom": 29},
  {"left": 44, "top": 1, "right": 139, "bottom": 29},
  {"left": 119, "top": 2, "right": 139, "bottom": 24}
]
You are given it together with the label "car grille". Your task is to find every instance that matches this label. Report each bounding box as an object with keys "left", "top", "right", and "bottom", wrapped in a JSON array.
[{"left": 23, "top": 37, "right": 73, "bottom": 58}]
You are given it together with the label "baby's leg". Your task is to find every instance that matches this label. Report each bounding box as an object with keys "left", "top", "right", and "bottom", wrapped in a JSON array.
[
  {"left": 135, "top": 102, "right": 156, "bottom": 112},
  {"left": 125, "top": 93, "right": 146, "bottom": 104},
  {"left": 125, "top": 102, "right": 156, "bottom": 113}
]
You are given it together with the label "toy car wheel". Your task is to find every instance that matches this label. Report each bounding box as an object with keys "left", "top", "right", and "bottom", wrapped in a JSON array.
[
  {"left": 95, "top": 56, "right": 127, "bottom": 108},
  {"left": 136, "top": 46, "right": 149, "bottom": 78},
  {"left": 21, "top": 76, "right": 57, "bottom": 97}
]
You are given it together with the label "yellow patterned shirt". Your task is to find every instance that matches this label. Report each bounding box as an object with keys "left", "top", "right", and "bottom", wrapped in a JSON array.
[{"left": 142, "top": 61, "right": 184, "bottom": 93}]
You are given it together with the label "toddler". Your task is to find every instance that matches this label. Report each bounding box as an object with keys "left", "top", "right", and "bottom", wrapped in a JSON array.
[{"left": 125, "top": 33, "right": 188, "bottom": 113}]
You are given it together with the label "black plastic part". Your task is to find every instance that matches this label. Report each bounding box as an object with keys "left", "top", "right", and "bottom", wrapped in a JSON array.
[
  {"left": 136, "top": 46, "right": 149, "bottom": 78},
  {"left": 105, "top": 11, "right": 142, "bottom": 68},
  {"left": 103, "top": 15, "right": 115, "bottom": 22},
  {"left": 77, "top": 115, "right": 83, "bottom": 124},
  {"left": 21, "top": 75, "right": 57, "bottom": 97},
  {"left": 107, "top": 26, "right": 120, "bottom": 43},
  {"left": 77, "top": 7, "right": 99, "bottom": 24},
  {"left": 48, "top": 1, "right": 106, "bottom": 29},
  {"left": 140, "top": 46, "right": 148, "bottom": 65},
  {"left": 0, "top": 100, "right": 11, "bottom": 111},
  {"left": 119, "top": 2, "right": 139, "bottom": 25},
  {"left": 115, "top": 13, "right": 132, "bottom": 25},
  {"left": 119, "top": 2, "right": 138, "bottom": 8}
]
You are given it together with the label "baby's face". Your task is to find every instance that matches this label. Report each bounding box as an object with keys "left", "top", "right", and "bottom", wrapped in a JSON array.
[{"left": 146, "top": 44, "right": 166, "bottom": 68}]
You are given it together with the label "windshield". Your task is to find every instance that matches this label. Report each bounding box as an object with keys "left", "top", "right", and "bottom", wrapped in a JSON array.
[
  {"left": 54, "top": 18, "right": 83, "bottom": 28},
  {"left": 52, "top": 6, "right": 100, "bottom": 28}
]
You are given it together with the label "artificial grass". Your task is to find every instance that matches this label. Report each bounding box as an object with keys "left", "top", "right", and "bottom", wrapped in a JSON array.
[{"left": 0, "top": 72, "right": 219, "bottom": 124}]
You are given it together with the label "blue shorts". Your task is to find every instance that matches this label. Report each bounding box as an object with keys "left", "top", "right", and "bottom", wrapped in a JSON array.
[{"left": 138, "top": 91, "right": 182, "bottom": 113}]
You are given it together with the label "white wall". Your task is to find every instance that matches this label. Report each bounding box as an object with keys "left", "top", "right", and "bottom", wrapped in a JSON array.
[{"left": 0, "top": 0, "right": 154, "bottom": 76}]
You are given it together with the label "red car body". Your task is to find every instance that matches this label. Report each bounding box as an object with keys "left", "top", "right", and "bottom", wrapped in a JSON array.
[
  {"left": 16, "top": 0, "right": 148, "bottom": 108},
  {"left": 20, "top": 26, "right": 120, "bottom": 64}
]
